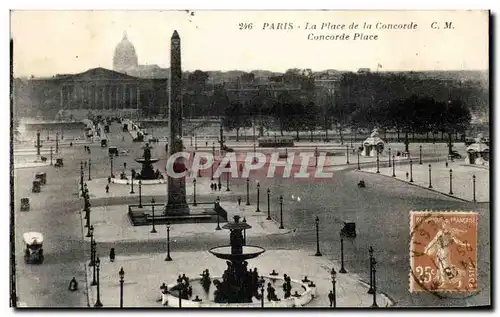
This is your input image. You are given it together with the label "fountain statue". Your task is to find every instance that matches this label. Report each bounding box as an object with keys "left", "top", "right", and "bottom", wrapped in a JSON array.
[
  {"left": 134, "top": 143, "right": 160, "bottom": 180},
  {"left": 208, "top": 215, "right": 266, "bottom": 303}
]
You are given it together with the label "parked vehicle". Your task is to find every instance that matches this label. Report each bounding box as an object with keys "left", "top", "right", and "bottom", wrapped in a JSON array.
[{"left": 23, "top": 232, "right": 44, "bottom": 264}]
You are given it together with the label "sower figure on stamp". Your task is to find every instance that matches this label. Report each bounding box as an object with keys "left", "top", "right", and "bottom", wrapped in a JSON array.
[{"left": 424, "top": 222, "right": 469, "bottom": 287}]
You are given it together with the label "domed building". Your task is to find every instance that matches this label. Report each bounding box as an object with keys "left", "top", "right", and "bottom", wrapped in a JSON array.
[
  {"left": 112, "top": 32, "right": 169, "bottom": 79},
  {"left": 113, "top": 32, "right": 139, "bottom": 73}
]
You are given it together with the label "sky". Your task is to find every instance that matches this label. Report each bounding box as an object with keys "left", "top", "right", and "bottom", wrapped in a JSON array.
[{"left": 10, "top": 10, "right": 489, "bottom": 77}]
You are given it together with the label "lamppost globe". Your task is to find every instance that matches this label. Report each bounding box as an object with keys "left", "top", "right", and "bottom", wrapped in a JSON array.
[
  {"left": 331, "top": 267, "right": 336, "bottom": 280},
  {"left": 119, "top": 267, "right": 125, "bottom": 280},
  {"left": 315, "top": 216, "right": 319, "bottom": 226},
  {"left": 152, "top": 198, "right": 155, "bottom": 204}
]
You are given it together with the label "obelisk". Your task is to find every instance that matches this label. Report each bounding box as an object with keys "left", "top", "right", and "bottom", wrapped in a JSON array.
[{"left": 165, "top": 30, "right": 189, "bottom": 215}]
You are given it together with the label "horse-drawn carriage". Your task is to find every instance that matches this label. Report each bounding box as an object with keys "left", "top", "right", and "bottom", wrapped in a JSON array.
[{"left": 23, "top": 232, "right": 44, "bottom": 264}]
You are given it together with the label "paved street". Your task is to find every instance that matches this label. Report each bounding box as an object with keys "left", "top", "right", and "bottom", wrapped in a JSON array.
[{"left": 13, "top": 121, "right": 490, "bottom": 307}]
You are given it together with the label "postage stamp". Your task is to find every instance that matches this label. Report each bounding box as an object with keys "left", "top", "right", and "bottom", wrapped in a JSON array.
[{"left": 409, "top": 210, "right": 478, "bottom": 293}]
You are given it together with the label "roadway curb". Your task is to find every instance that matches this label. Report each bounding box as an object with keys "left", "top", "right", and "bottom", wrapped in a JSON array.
[{"left": 355, "top": 170, "right": 477, "bottom": 203}]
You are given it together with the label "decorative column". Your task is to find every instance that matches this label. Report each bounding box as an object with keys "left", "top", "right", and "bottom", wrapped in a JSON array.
[
  {"left": 116, "top": 86, "right": 121, "bottom": 110},
  {"left": 108, "top": 86, "right": 113, "bottom": 110},
  {"left": 122, "top": 84, "right": 127, "bottom": 109}
]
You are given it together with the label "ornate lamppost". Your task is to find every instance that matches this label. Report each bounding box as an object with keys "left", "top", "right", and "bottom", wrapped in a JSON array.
[
  {"left": 449, "top": 169, "right": 454, "bottom": 195},
  {"left": 419, "top": 145, "right": 423, "bottom": 164},
  {"left": 388, "top": 147, "right": 391, "bottom": 167},
  {"left": 215, "top": 197, "right": 221, "bottom": 230},
  {"left": 94, "top": 257, "right": 103, "bottom": 307},
  {"left": 88, "top": 159, "right": 92, "bottom": 181},
  {"left": 119, "top": 267, "right": 125, "bottom": 308},
  {"left": 376, "top": 150, "right": 380, "bottom": 173},
  {"left": 266, "top": 189, "right": 271, "bottom": 220},
  {"left": 151, "top": 198, "right": 157, "bottom": 233},
  {"left": 279, "top": 195, "right": 284, "bottom": 229},
  {"left": 211, "top": 142, "right": 215, "bottom": 180},
  {"left": 392, "top": 155, "right": 396, "bottom": 177},
  {"left": 130, "top": 170, "right": 135, "bottom": 194},
  {"left": 89, "top": 225, "right": 95, "bottom": 266},
  {"left": 315, "top": 147, "right": 319, "bottom": 167},
  {"left": 165, "top": 221, "right": 172, "bottom": 261},
  {"left": 371, "top": 258, "right": 378, "bottom": 307},
  {"left": 346, "top": 145, "right": 349, "bottom": 164},
  {"left": 331, "top": 268, "right": 337, "bottom": 308},
  {"left": 192, "top": 178, "right": 197, "bottom": 206},
  {"left": 109, "top": 155, "right": 114, "bottom": 178},
  {"left": 80, "top": 161, "right": 85, "bottom": 195},
  {"left": 315, "top": 216, "right": 322, "bottom": 256},
  {"left": 357, "top": 149, "right": 360, "bottom": 170},
  {"left": 472, "top": 174, "right": 476, "bottom": 202},
  {"left": 226, "top": 172, "right": 230, "bottom": 191},
  {"left": 50, "top": 146, "right": 53, "bottom": 165},
  {"left": 367, "top": 246, "right": 374, "bottom": 294},
  {"left": 246, "top": 178, "right": 250, "bottom": 205},
  {"left": 409, "top": 159, "right": 414, "bottom": 182},
  {"left": 138, "top": 180, "right": 142, "bottom": 207},
  {"left": 256, "top": 182, "right": 261, "bottom": 212},
  {"left": 428, "top": 164, "right": 433, "bottom": 189},
  {"left": 91, "top": 247, "right": 97, "bottom": 286},
  {"left": 339, "top": 238, "right": 347, "bottom": 273}
]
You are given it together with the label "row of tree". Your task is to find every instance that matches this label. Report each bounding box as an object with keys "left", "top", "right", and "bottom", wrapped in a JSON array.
[{"left": 221, "top": 92, "right": 471, "bottom": 154}]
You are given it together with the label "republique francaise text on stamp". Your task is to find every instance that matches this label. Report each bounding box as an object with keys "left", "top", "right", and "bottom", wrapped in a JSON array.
[{"left": 410, "top": 211, "right": 478, "bottom": 293}]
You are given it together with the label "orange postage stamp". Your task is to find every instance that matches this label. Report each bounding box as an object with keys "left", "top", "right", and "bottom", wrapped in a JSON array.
[{"left": 409, "top": 210, "right": 478, "bottom": 293}]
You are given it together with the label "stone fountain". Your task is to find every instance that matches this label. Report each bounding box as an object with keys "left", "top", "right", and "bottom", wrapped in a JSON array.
[
  {"left": 208, "top": 215, "right": 266, "bottom": 303},
  {"left": 135, "top": 143, "right": 160, "bottom": 180}
]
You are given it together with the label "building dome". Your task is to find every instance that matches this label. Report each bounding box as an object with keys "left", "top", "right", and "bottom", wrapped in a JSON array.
[{"left": 113, "top": 32, "right": 138, "bottom": 73}]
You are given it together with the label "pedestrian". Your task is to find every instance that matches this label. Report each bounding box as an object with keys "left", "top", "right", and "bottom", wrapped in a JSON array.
[
  {"left": 210, "top": 183, "right": 214, "bottom": 191},
  {"left": 406, "top": 172, "right": 409, "bottom": 180},
  {"left": 109, "top": 248, "right": 115, "bottom": 262},
  {"left": 70, "top": 142, "right": 73, "bottom": 147},
  {"left": 108, "top": 176, "right": 111, "bottom": 184},
  {"left": 68, "top": 277, "right": 78, "bottom": 291},
  {"left": 328, "top": 290, "right": 334, "bottom": 307},
  {"left": 205, "top": 141, "right": 208, "bottom": 147},
  {"left": 218, "top": 183, "right": 222, "bottom": 191},
  {"left": 445, "top": 161, "right": 449, "bottom": 168},
  {"left": 105, "top": 184, "right": 109, "bottom": 193},
  {"left": 238, "top": 197, "right": 241, "bottom": 206}
]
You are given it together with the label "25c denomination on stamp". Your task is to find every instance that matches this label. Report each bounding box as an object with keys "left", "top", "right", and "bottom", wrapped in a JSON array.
[{"left": 410, "top": 210, "right": 478, "bottom": 293}]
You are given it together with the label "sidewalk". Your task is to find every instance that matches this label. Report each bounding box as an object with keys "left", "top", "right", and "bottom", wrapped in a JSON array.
[
  {"left": 361, "top": 160, "right": 489, "bottom": 203},
  {"left": 85, "top": 250, "right": 393, "bottom": 308},
  {"left": 85, "top": 177, "right": 245, "bottom": 201},
  {"left": 84, "top": 201, "right": 291, "bottom": 243}
]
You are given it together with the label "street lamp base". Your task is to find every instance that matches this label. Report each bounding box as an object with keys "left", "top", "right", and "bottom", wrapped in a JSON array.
[
  {"left": 392, "top": 174, "right": 396, "bottom": 177},
  {"left": 215, "top": 226, "right": 222, "bottom": 230},
  {"left": 246, "top": 202, "right": 250, "bottom": 206},
  {"left": 367, "top": 288, "right": 375, "bottom": 294},
  {"left": 410, "top": 178, "right": 414, "bottom": 182},
  {"left": 151, "top": 229, "right": 157, "bottom": 233},
  {"left": 428, "top": 185, "right": 433, "bottom": 189},
  {"left": 91, "top": 279, "right": 97, "bottom": 286},
  {"left": 226, "top": 188, "right": 230, "bottom": 192},
  {"left": 266, "top": 216, "right": 272, "bottom": 220},
  {"left": 165, "top": 255, "right": 172, "bottom": 261},
  {"left": 256, "top": 209, "right": 261, "bottom": 213},
  {"left": 279, "top": 225, "right": 284, "bottom": 229},
  {"left": 130, "top": 191, "right": 135, "bottom": 194},
  {"left": 86, "top": 232, "right": 92, "bottom": 238},
  {"left": 339, "top": 267, "right": 347, "bottom": 273},
  {"left": 94, "top": 300, "right": 103, "bottom": 307},
  {"left": 376, "top": 170, "right": 380, "bottom": 174},
  {"left": 449, "top": 191, "right": 454, "bottom": 195},
  {"left": 314, "top": 252, "right": 322, "bottom": 257},
  {"left": 370, "top": 302, "right": 378, "bottom": 308}
]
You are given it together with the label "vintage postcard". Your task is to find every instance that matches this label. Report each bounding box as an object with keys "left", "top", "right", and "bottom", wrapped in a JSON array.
[{"left": 10, "top": 10, "right": 490, "bottom": 308}]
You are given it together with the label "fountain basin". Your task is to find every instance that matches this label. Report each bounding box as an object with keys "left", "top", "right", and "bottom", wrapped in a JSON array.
[
  {"left": 209, "top": 245, "right": 266, "bottom": 262},
  {"left": 162, "top": 275, "right": 315, "bottom": 308}
]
